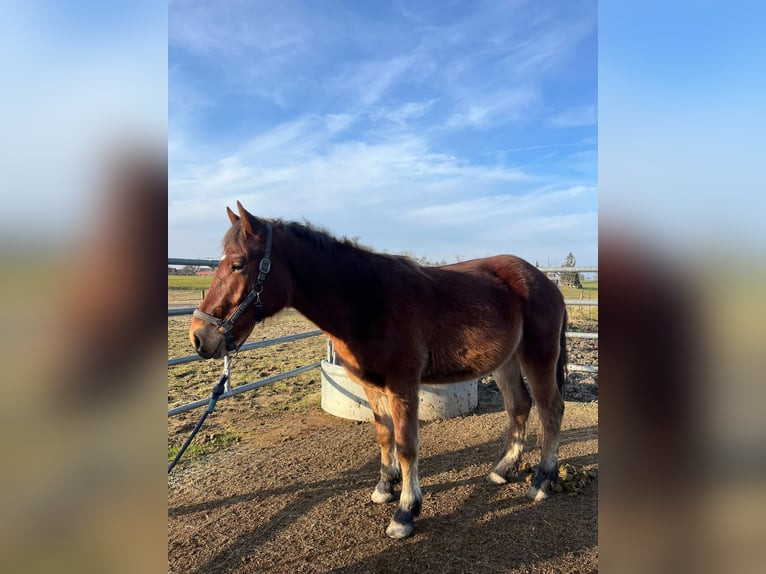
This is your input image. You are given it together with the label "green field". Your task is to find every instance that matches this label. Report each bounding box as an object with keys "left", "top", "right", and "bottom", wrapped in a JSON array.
[
  {"left": 559, "top": 279, "right": 597, "bottom": 298},
  {"left": 168, "top": 275, "right": 214, "bottom": 290}
]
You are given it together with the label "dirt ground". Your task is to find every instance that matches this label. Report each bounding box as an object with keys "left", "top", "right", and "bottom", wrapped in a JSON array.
[{"left": 168, "top": 371, "right": 598, "bottom": 573}]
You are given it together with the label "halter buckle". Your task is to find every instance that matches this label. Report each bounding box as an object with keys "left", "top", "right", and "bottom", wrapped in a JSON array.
[{"left": 259, "top": 258, "right": 272, "bottom": 274}]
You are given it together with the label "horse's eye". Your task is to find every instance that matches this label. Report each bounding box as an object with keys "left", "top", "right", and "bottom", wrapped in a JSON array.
[{"left": 231, "top": 262, "right": 245, "bottom": 272}]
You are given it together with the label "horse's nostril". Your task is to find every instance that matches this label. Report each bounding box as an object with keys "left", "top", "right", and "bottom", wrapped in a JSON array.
[{"left": 193, "top": 333, "right": 203, "bottom": 353}]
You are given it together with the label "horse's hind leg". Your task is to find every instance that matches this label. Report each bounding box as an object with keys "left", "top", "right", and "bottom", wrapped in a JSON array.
[
  {"left": 488, "top": 354, "right": 532, "bottom": 484},
  {"left": 363, "top": 386, "right": 400, "bottom": 504},
  {"left": 522, "top": 357, "right": 565, "bottom": 502}
]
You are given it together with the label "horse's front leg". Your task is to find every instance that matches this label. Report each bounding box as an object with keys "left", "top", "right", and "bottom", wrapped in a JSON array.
[
  {"left": 385, "top": 383, "right": 422, "bottom": 539},
  {"left": 363, "top": 386, "right": 400, "bottom": 503}
]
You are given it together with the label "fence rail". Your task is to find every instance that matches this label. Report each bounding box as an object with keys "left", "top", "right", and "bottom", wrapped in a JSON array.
[
  {"left": 538, "top": 266, "right": 598, "bottom": 273},
  {"left": 168, "top": 263, "right": 598, "bottom": 416},
  {"left": 168, "top": 330, "right": 323, "bottom": 367},
  {"left": 168, "top": 307, "right": 197, "bottom": 316},
  {"left": 566, "top": 332, "right": 598, "bottom": 339},
  {"left": 168, "top": 363, "right": 321, "bottom": 416},
  {"left": 563, "top": 299, "right": 598, "bottom": 306},
  {"left": 168, "top": 258, "right": 220, "bottom": 268}
]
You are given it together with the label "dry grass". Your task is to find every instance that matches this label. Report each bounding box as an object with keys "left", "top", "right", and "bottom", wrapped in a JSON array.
[
  {"left": 168, "top": 291, "right": 326, "bottom": 460},
  {"left": 559, "top": 280, "right": 598, "bottom": 322}
]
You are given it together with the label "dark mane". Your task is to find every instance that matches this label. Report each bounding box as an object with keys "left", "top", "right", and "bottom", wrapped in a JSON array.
[
  {"left": 224, "top": 216, "right": 430, "bottom": 278},
  {"left": 276, "top": 219, "right": 431, "bottom": 277},
  {"left": 276, "top": 219, "right": 355, "bottom": 253}
]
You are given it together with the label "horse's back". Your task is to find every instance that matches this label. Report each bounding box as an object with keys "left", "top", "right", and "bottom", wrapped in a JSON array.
[
  {"left": 433, "top": 254, "right": 560, "bottom": 307},
  {"left": 433, "top": 254, "right": 565, "bottom": 357}
]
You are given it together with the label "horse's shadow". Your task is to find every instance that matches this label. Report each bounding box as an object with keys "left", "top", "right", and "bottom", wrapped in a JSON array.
[{"left": 168, "top": 424, "right": 597, "bottom": 574}]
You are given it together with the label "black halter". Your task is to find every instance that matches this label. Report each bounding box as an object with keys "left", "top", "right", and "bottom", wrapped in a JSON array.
[{"left": 193, "top": 222, "right": 273, "bottom": 352}]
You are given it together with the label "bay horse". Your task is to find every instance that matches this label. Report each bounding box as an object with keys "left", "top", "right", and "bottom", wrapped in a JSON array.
[{"left": 190, "top": 201, "right": 567, "bottom": 539}]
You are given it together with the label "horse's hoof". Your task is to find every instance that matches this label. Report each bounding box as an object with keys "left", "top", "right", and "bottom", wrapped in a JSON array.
[
  {"left": 385, "top": 519, "right": 414, "bottom": 539},
  {"left": 487, "top": 471, "right": 508, "bottom": 485},
  {"left": 526, "top": 484, "right": 549, "bottom": 502},
  {"left": 371, "top": 486, "right": 396, "bottom": 504}
]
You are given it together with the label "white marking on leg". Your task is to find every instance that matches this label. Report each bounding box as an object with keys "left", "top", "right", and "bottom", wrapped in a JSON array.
[
  {"left": 488, "top": 442, "right": 524, "bottom": 484},
  {"left": 526, "top": 482, "right": 550, "bottom": 502},
  {"left": 488, "top": 471, "right": 508, "bottom": 485},
  {"left": 506, "top": 441, "right": 524, "bottom": 463},
  {"left": 527, "top": 449, "right": 557, "bottom": 502},
  {"left": 371, "top": 482, "right": 395, "bottom": 504},
  {"left": 395, "top": 460, "right": 419, "bottom": 511}
]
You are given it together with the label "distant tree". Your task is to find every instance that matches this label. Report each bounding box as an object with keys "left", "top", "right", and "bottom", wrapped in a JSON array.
[
  {"left": 180, "top": 265, "right": 200, "bottom": 276},
  {"left": 560, "top": 252, "right": 582, "bottom": 288}
]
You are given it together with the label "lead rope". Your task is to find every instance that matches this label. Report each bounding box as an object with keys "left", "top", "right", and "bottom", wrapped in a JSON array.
[{"left": 168, "top": 355, "right": 231, "bottom": 474}]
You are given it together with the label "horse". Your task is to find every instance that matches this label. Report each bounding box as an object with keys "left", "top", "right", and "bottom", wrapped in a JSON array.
[{"left": 190, "top": 201, "right": 567, "bottom": 539}]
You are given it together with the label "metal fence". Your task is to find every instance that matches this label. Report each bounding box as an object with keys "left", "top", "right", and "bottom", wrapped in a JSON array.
[
  {"left": 168, "top": 263, "right": 598, "bottom": 415},
  {"left": 540, "top": 266, "right": 599, "bottom": 373}
]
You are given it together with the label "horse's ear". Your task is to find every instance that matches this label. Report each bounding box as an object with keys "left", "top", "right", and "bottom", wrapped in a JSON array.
[
  {"left": 226, "top": 206, "right": 239, "bottom": 226},
  {"left": 236, "top": 200, "right": 262, "bottom": 236}
]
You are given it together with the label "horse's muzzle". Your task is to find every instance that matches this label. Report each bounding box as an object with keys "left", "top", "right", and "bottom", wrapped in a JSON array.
[{"left": 190, "top": 324, "right": 226, "bottom": 359}]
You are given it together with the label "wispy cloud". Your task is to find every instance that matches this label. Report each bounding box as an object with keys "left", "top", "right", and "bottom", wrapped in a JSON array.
[
  {"left": 370, "top": 100, "right": 437, "bottom": 126},
  {"left": 170, "top": 118, "right": 536, "bottom": 207},
  {"left": 332, "top": 55, "right": 420, "bottom": 108},
  {"left": 404, "top": 185, "right": 594, "bottom": 225},
  {"left": 446, "top": 88, "right": 540, "bottom": 129},
  {"left": 169, "top": 0, "right": 310, "bottom": 58},
  {"left": 547, "top": 105, "right": 597, "bottom": 128}
]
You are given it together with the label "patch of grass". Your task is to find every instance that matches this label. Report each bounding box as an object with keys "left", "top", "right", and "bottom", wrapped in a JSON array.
[
  {"left": 559, "top": 281, "right": 598, "bottom": 322},
  {"left": 168, "top": 429, "right": 240, "bottom": 465},
  {"left": 169, "top": 275, "right": 214, "bottom": 290},
  {"left": 168, "top": 306, "right": 326, "bottom": 443},
  {"left": 256, "top": 375, "right": 322, "bottom": 413},
  {"left": 558, "top": 281, "right": 598, "bottom": 298}
]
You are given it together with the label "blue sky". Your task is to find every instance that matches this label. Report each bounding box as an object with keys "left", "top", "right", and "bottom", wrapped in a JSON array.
[{"left": 170, "top": 0, "right": 597, "bottom": 265}]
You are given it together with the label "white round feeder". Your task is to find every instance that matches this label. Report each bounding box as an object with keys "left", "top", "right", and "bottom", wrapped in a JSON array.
[{"left": 320, "top": 341, "right": 478, "bottom": 422}]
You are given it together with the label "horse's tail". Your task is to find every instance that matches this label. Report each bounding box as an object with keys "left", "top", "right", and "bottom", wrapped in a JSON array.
[{"left": 556, "top": 308, "right": 568, "bottom": 399}]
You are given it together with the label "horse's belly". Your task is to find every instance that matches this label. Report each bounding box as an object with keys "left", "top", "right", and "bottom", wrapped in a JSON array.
[
  {"left": 421, "top": 343, "right": 509, "bottom": 384},
  {"left": 420, "top": 369, "right": 488, "bottom": 385}
]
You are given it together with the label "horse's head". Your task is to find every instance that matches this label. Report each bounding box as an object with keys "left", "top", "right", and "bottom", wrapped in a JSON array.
[{"left": 190, "top": 201, "right": 292, "bottom": 359}]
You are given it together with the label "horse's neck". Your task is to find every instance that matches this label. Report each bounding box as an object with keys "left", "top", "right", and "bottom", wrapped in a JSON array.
[{"left": 282, "top": 238, "right": 372, "bottom": 339}]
